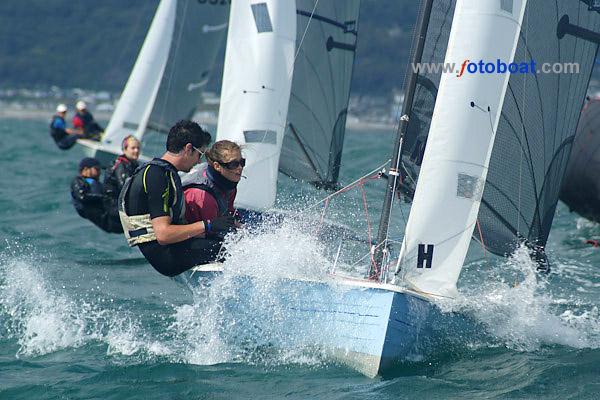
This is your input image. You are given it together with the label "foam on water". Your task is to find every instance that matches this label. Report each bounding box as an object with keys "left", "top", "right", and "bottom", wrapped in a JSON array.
[
  {"left": 442, "top": 245, "right": 600, "bottom": 351},
  {"left": 3, "top": 217, "right": 598, "bottom": 370},
  {"left": 169, "top": 218, "right": 341, "bottom": 368},
  {"left": 0, "top": 226, "right": 337, "bottom": 370},
  {"left": 0, "top": 253, "right": 169, "bottom": 360}
]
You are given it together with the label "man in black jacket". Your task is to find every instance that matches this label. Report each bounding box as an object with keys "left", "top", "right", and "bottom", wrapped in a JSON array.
[
  {"left": 119, "top": 120, "right": 236, "bottom": 277},
  {"left": 71, "top": 157, "right": 122, "bottom": 233}
]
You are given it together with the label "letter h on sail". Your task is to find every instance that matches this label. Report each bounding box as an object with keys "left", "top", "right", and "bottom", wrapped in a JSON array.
[{"left": 417, "top": 244, "right": 434, "bottom": 269}]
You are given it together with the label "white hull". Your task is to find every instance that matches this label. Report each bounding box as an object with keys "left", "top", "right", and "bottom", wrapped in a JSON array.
[{"left": 179, "top": 265, "right": 445, "bottom": 378}]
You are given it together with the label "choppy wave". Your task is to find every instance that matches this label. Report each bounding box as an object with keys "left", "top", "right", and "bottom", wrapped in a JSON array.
[
  {"left": 2, "top": 218, "right": 599, "bottom": 373},
  {"left": 0, "top": 227, "right": 334, "bottom": 369},
  {"left": 443, "top": 245, "right": 600, "bottom": 351},
  {"left": 0, "top": 253, "right": 169, "bottom": 360}
]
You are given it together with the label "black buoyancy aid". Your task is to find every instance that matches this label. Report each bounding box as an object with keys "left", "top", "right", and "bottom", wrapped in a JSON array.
[
  {"left": 71, "top": 176, "right": 103, "bottom": 213},
  {"left": 104, "top": 155, "right": 136, "bottom": 198},
  {"left": 118, "top": 158, "right": 185, "bottom": 246},
  {"left": 49, "top": 115, "right": 67, "bottom": 142},
  {"left": 77, "top": 111, "right": 94, "bottom": 131}
]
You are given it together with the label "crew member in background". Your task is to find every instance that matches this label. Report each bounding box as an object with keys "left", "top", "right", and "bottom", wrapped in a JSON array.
[
  {"left": 50, "top": 104, "right": 82, "bottom": 150},
  {"left": 73, "top": 100, "right": 103, "bottom": 141},
  {"left": 104, "top": 135, "right": 141, "bottom": 225},
  {"left": 104, "top": 135, "right": 141, "bottom": 204},
  {"left": 71, "top": 157, "right": 123, "bottom": 233},
  {"left": 119, "top": 120, "right": 236, "bottom": 277},
  {"left": 182, "top": 140, "right": 243, "bottom": 237}
]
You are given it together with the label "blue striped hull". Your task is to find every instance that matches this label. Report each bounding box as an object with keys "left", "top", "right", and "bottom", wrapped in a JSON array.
[{"left": 180, "top": 269, "right": 440, "bottom": 377}]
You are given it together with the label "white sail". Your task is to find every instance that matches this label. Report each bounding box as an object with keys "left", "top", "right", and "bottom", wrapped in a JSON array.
[
  {"left": 216, "top": 0, "right": 297, "bottom": 210},
  {"left": 397, "top": 0, "right": 528, "bottom": 297},
  {"left": 102, "top": 0, "right": 177, "bottom": 151}
]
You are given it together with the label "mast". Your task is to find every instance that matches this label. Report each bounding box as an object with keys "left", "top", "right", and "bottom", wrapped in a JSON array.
[{"left": 371, "top": 0, "right": 434, "bottom": 277}]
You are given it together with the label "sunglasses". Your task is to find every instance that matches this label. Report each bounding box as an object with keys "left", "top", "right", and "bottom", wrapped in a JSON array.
[
  {"left": 218, "top": 158, "right": 246, "bottom": 170},
  {"left": 193, "top": 146, "right": 206, "bottom": 158}
]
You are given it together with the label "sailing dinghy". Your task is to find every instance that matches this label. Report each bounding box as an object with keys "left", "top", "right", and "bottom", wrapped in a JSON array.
[
  {"left": 78, "top": 0, "right": 229, "bottom": 166},
  {"left": 184, "top": 0, "right": 600, "bottom": 377}
]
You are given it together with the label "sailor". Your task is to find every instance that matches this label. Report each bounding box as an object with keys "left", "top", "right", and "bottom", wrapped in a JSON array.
[
  {"left": 50, "top": 104, "right": 82, "bottom": 150},
  {"left": 119, "top": 120, "right": 237, "bottom": 277},
  {"left": 104, "top": 135, "right": 141, "bottom": 203},
  {"left": 72, "top": 101, "right": 103, "bottom": 141},
  {"left": 182, "top": 140, "right": 243, "bottom": 234},
  {"left": 71, "top": 157, "right": 123, "bottom": 233},
  {"left": 104, "top": 135, "right": 142, "bottom": 224}
]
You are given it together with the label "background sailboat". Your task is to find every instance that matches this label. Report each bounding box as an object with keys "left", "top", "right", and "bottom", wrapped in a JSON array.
[
  {"left": 216, "top": 0, "right": 359, "bottom": 210},
  {"left": 78, "top": 0, "right": 229, "bottom": 166}
]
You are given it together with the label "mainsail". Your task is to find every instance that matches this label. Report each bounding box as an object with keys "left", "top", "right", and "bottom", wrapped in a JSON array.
[
  {"left": 279, "top": 1, "right": 360, "bottom": 189},
  {"left": 477, "top": 1, "right": 600, "bottom": 257},
  {"left": 147, "top": 0, "right": 230, "bottom": 135},
  {"left": 102, "top": 0, "right": 229, "bottom": 154},
  {"left": 378, "top": 0, "right": 600, "bottom": 297}
]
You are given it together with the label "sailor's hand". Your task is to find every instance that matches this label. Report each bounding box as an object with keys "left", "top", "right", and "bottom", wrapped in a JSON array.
[{"left": 206, "top": 216, "right": 236, "bottom": 238}]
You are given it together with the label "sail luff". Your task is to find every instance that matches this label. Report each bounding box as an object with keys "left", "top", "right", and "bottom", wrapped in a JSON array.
[
  {"left": 102, "top": 0, "right": 177, "bottom": 150},
  {"left": 397, "top": 0, "right": 528, "bottom": 297}
]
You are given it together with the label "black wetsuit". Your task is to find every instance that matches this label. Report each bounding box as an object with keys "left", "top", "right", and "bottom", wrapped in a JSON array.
[
  {"left": 50, "top": 115, "right": 78, "bottom": 150},
  {"left": 124, "top": 159, "right": 222, "bottom": 277},
  {"left": 104, "top": 155, "right": 138, "bottom": 218},
  {"left": 70, "top": 176, "right": 123, "bottom": 233},
  {"left": 104, "top": 156, "right": 139, "bottom": 198}
]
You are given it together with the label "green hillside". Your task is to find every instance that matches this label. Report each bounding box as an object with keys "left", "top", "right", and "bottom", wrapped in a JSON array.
[{"left": 0, "top": 0, "right": 418, "bottom": 97}]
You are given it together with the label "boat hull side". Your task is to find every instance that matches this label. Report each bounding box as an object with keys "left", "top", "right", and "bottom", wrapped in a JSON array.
[{"left": 179, "top": 270, "right": 439, "bottom": 377}]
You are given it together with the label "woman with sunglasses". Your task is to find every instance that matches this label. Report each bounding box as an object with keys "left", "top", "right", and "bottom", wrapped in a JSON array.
[{"left": 182, "top": 140, "right": 244, "bottom": 238}]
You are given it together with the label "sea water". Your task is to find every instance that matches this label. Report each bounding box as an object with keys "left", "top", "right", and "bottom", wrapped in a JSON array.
[{"left": 0, "top": 118, "right": 599, "bottom": 399}]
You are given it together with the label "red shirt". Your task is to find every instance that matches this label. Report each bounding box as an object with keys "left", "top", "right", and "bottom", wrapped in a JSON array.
[
  {"left": 184, "top": 186, "right": 236, "bottom": 223},
  {"left": 72, "top": 114, "right": 84, "bottom": 129}
]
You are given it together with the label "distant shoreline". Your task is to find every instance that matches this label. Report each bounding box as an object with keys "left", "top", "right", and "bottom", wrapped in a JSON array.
[{"left": 0, "top": 109, "right": 396, "bottom": 132}]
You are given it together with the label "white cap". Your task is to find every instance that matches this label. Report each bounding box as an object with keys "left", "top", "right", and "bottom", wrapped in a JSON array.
[
  {"left": 76, "top": 100, "right": 87, "bottom": 110},
  {"left": 56, "top": 104, "right": 67, "bottom": 113}
]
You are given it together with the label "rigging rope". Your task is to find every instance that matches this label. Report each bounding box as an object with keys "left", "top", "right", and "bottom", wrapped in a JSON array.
[
  {"left": 301, "top": 161, "right": 388, "bottom": 278},
  {"left": 304, "top": 161, "right": 389, "bottom": 212}
]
